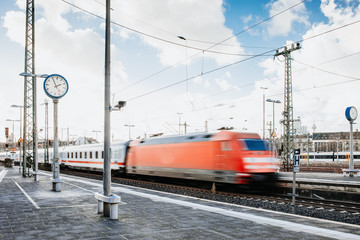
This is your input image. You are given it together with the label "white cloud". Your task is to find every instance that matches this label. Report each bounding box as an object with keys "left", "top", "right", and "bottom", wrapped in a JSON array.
[
  {"left": 215, "top": 78, "right": 231, "bottom": 91},
  {"left": 109, "top": 0, "right": 245, "bottom": 66},
  {"left": 3, "top": 11, "right": 25, "bottom": 46},
  {"left": 266, "top": 0, "right": 309, "bottom": 37}
]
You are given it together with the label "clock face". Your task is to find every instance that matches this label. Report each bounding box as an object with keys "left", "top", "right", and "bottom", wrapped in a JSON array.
[
  {"left": 44, "top": 74, "right": 69, "bottom": 99},
  {"left": 345, "top": 106, "right": 358, "bottom": 122},
  {"left": 350, "top": 107, "right": 358, "bottom": 120}
]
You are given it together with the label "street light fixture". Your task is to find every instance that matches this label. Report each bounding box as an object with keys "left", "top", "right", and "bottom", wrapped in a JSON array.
[{"left": 19, "top": 72, "right": 49, "bottom": 78}]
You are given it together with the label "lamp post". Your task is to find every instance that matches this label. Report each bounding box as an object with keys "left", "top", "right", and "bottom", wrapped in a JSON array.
[
  {"left": 11, "top": 105, "right": 26, "bottom": 172},
  {"left": 177, "top": 113, "right": 182, "bottom": 135},
  {"left": 266, "top": 99, "right": 281, "bottom": 141},
  {"left": 261, "top": 87, "right": 268, "bottom": 139},
  {"left": 124, "top": 125, "right": 135, "bottom": 140},
  {"left": 5, "top": 119, "right": 20, "bottom": 147},
  {"left": 19, "top": 72, "right": 48, "bottom": 181}
]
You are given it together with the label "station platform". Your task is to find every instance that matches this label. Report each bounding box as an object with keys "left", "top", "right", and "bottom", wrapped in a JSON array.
[
  {"left": 279, "top": 171, "right": 360, "bottom": 185},
  {"left": 1, "top": 166, "right": 360, "bottom": 240}
]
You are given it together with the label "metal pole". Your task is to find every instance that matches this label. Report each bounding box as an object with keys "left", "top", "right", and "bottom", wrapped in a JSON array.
[
  {"left": 261, "top": 87, "right": 267, "bottom": 139},
  {"left": 307, "top": 134, "right": 309, "bottom": 167},
  {"left": 291, "top": 171, "right": 296, "bottom": 213},
  {"left": 263, "top": 92, "right": 266, "bottom": 139},
  {"left": 103, "top": 0, "right": 112, "bottom": 217},
  {"left": 350, "top": 122, "right": 354, "bottom": 177},
  {"left": 45, "top": 100, "right": 49, "bottom": 163},
  {"left": 11, "top": 121, "right": 15, "bottom": 147},
  {"left": 19, "top": 107, "right": 22, "bottom": 173},
  {"left": 34, "top": 79, "right": 39, "bottom": 181},
  {"left": 52, "top": 99, "right": 61, "bottom": 191},
  {"left": 177, "top": 113, "right": 182, "bottom": 135}
]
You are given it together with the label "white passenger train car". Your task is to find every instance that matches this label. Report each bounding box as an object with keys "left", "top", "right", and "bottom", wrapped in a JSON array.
[
  {"left": 1, "top": 141, "right": 130, "bottom": 172},
  {"left": 300, "top": 152, "right": 360, "bottom": 163},
  {"left": 57, "top": 141, "right": 130, "bottom": 171}
]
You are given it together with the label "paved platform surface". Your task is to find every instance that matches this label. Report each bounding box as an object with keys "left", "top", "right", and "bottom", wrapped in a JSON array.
[{"left": 1, "top": 166, "right": 360, "bottom": 240}]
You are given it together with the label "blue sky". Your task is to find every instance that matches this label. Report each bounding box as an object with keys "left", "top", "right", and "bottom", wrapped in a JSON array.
[{"left": 1, "top": 0, "right": 360, "bottom": 142}]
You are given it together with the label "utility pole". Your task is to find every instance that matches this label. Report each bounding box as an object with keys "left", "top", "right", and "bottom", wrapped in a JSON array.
[
  {"left": 177, "top": 113, "right": 182, "bottom": 135},
  {"left": 260, "top": 87, "right": 268, "bottom": 139},
  {"left": 181, "top": 122, "right": 189, "bottom": 134},
  {"left": 124, "top": 124, "right": 135, "bottom": 139},
  {"left": 275, "top": 43, "right": 301, "bottom": 171},
  {"left": 22, "top": 0, "right": 38, "bottom": 180},
  {"left": 95, "top": 0, "right": 121, "bottom": 220}
]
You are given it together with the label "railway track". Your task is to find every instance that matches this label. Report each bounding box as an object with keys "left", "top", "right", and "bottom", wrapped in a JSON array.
[{"left": 56, "top": 167, "right": 360, "bottom": 225}]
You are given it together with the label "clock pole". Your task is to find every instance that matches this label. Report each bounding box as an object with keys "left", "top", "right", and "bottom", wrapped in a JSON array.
[
  {"left": 345, "top": 106, "right": 358, "bottom": 177},
  {"left": 350, "top": 120, "right": 354, "bottom": 177},
  {"left": 52, "top": 99, "right": 62, "bottom": 191}
]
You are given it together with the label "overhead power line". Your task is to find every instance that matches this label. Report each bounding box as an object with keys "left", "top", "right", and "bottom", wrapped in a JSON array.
[
  {"left": 61, "top": 0, "right": 264, "bottom": 57},
  {"left": 61, "top": 0, "right": 306, "bottom": 92},
  {"left": 126, "top": 17, "right": 360, "bottom": 102}
]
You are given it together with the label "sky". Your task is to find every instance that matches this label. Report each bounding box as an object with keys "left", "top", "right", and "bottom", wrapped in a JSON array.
[{"left": 0, "top": 0, "right": 360, "bottom": 143}]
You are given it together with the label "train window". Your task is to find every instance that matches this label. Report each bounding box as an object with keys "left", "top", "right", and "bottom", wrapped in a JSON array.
[
  {"left": 67, "top": 152, "right": 69, "bottom": 158},
  {"left": 102, "top": 151, "right": 104, "bottom": 159},
  {"left": 71, "top": 152, "right": 73, "bottom": 158},
  {"left": 84, "top": 152, "right": 87, "bottom": 159},
  {"left": 90, "top": 152, "right": 93, "bottom": 159},
  {"left": 80, "top": 152, "right": 82, "bottom": 158},
  {"left": 75, "top": 152, "right": 78, "bottom": 158},
  {"left": 242, "top": 139, "right": 269, "bottom": 151},
  {"left": 95, "top": 151, "right": 98, "bottom": 159}
]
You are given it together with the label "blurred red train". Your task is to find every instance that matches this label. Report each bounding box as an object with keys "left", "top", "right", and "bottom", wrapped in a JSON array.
[
  {"left": 126, "top": 131, "right": 279, "bottom": 185},
  {"left": 2, "top": 131, "right": 279, "bottom": 185}
]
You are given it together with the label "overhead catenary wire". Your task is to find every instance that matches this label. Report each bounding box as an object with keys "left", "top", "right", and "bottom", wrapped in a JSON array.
[
  {"left": 61, "top": 0, "right": 266, "bottom": 57},
  {"left": 125, "top": 18, "right": 360, "bottom": 102},
  {"left": 60, "top": 0, "right": 305, "bottom": 94},
  {"left": 57, "top": 0, "right": 360, "bottom": 125}
]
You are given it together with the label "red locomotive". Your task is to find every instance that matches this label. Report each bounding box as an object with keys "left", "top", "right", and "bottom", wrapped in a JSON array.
[{"left": 126, "top": 131, "right": 279, "bottom": 185}]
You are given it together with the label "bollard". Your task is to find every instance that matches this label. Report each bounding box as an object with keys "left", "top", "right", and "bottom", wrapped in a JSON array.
[{"left": 95, "top": 192, "right": 121, "bottom": 220}]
